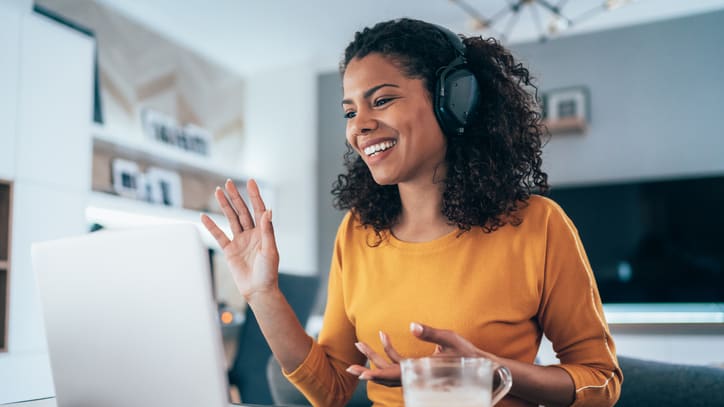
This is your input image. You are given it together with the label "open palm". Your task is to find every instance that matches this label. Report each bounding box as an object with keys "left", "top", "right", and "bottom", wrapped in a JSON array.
[{"left": 200, "top": 179, "right": 279, "bottom": 300}]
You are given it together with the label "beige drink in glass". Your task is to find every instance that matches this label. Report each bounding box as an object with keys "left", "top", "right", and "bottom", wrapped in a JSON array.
[{"left": 401, "top": 356, "right": 512, "bottom": 407}]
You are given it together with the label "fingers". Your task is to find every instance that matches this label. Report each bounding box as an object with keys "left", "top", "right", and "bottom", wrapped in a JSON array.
[
  {"left": 200, "top": 213, "right": 231, "bottom": 248},
  {"left": 225, "top": 179, "right": 255, "bottom": 231},
  {"left": 379, "top": 331, "right": 402, "bottom": 363},
  {"left": 346, "top": 333, "right": 404, "bottom": 388},
  {"left": 410, "top": 322, "right": 481, "bottom": 357},
  {"left": 259, "top": 210, "right": 278, "bottom": 257},
  {"left": 215, "top": 187, "right": 244, "bottom": 236},
  {"left": 345, "top": 364, "right": 402, "bottom": 387},
  {"left": 247, "top": 179, "right": 267, "bottom": 227},
  {"left": 410, "top": 322, "right": 459, "bottom": 349},
  {"left": 366, "top": 366, "right": 402, "bottom": 387},
  {"left": 354, "top": 342, "right": 392, "bottom": 369}
]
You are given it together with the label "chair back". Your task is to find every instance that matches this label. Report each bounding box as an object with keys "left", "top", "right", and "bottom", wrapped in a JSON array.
[{"left": 229, "top": 273, "right": 320, "bottom": 404}]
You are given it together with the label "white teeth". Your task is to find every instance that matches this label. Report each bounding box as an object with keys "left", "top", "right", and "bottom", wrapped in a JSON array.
[{"left": 364, "top": 140, "right": 397, "bottom": 156}]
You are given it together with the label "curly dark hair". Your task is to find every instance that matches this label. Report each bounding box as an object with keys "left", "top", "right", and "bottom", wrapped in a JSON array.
[{"left": 332, "top": 18, "right": 549, "bottom": 239}]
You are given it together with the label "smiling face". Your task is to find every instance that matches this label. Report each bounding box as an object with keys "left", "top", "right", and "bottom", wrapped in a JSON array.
[{"left": 342, "top": 53, "right": 447, "bottom": 186}]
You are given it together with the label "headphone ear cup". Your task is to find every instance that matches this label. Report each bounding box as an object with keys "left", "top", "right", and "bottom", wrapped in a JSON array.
[{"left": 434, "top": 64, "right": 480, "bottom": 136}]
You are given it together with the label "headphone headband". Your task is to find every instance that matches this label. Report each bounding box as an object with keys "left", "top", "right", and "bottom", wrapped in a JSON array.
[{"left": 433, "top": 24, "right": 467, "bottom": 58}]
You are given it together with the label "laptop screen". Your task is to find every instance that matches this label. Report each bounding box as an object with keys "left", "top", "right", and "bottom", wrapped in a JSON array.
[{"left": 32, "top": 224, "right": 230, "bottom": 407}]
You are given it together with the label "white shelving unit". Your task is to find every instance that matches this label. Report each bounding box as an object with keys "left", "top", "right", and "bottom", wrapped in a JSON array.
[
  {"left": 87, "top": 123, "right": 246, "bottom": 249},
  {"left": 91, "top": 123, "right": 240, "bottom": 181}
]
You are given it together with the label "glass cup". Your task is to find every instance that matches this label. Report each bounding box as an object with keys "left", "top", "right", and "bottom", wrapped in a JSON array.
[{"left": 401, "top": 356, "right": 512, "bottom": 407}]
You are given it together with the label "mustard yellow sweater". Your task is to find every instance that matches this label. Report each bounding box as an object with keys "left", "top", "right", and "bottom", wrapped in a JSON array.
[{"left": 286, "top": 195, "right": 622, "bottom": 406}]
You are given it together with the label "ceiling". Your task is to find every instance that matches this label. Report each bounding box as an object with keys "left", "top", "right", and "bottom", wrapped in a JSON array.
[{"left": 94, "top": 0, "right": 724, "bottom": 76}]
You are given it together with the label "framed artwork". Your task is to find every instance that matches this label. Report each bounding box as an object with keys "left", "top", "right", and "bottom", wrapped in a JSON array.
[
  {"left": 111, "top": 158, "right": 143, "bottom": 199},
  {"left": 542, "top": 86, "right": 590, "bottom": 134},
  {"left": 182, "top": 123, "right": 211, "bottom": 156},
  {"left": 141, "top": 108, "right": 179, "bottom": 146},
  {"left": 141, "top": 108, "right": 211, "bottom": 156},
  {"left": 145, "top": 167, "right": 183, "bottom": 208}
]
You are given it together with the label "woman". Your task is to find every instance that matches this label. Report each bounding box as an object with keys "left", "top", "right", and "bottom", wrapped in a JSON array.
[{"left": 201, "top": 18, "right": 622, "bottom": 407}]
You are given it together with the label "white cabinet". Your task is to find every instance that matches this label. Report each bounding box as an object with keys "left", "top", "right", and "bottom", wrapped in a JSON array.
[
  {"left": 0, "top": 7, "right": 21, "bottom": 180},
  {"left": 0, "top": 10, "right": 94, "bottom": 404},
  {"left": 10, "top": 182, "right": 87, "bottom": 351},
  {"left": 15, "top": 13, "right": 94, "bottom": 192}
]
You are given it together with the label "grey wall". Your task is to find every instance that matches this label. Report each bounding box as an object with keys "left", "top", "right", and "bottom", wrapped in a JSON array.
[
  {"left": 314, "top": 72, "right": 347, "bottom": 313},
  {"left": 511, "top": 9, "right": 724, "bottom": 187},
  {"left": 314, "top": 10, "right": 724, "bottom": 311}
]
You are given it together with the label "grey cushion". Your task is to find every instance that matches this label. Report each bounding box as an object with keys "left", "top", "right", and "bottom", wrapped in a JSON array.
[
  {"left": 266, "top": 355, "right": 371, "bottom": 406},
  {"left": 617, "top": 356, "right": 724, "bottom": 407}
]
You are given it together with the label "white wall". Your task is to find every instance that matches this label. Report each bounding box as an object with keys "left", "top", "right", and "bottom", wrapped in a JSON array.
[
  {"left": 240, "top": 61, "right": 318, "bottom": 276},
  {"left": 0, "top": 0, "right": 31, "bottom": 15}
]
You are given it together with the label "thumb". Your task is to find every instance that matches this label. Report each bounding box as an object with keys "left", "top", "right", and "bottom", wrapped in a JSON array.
[
  {"left": 260, "top": 210, "right": 278, "bottom": 256},
  {"left": 410, "top": 322, "right": 459, "bottom": 349}
]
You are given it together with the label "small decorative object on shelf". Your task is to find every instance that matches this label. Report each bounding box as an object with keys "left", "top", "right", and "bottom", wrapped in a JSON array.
[
  {"left": 145, "top": 167, "right": 183, "bottom": 208},
  {"left": 141, "top": 108, "right": 211, "bottom": 157},
  {"left": 542, "top": 86, "right": 590, "bottom": 135},
  {"left": 111, "top": 158, "right": 144, "bottom": 199}
]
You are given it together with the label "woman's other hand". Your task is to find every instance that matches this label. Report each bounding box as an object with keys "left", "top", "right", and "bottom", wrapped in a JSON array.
[
  {"left": 200, "top": 178, "right": 279, "bottom": 301},
  {"left": 345, "top": 322, "right": 495, "bottom": 387}
]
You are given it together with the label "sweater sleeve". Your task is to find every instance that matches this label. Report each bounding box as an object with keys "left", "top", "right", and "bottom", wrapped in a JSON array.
[
  {"left": 284, "top": 213, "right": 365, "bottom": 407},
  {"left": 537, "top": 202, "right": 623, "bottom": 407}
]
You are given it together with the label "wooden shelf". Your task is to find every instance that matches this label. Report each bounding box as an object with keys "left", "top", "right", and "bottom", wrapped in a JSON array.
[
  {"left": 543, "top": 117, "right": 587, "bottom": 135},
  {"left": 86, "top": 191, "right": 230, "bottom": 249}
]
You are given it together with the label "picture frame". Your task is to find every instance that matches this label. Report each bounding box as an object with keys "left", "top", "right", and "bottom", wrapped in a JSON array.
[
  {"left": 144, "top": 167, "right": 183, "bottom": 208},
  {"left": 181, "top": 123, "right": 211, "bottom": 156},
  {"left": 141, "top": 108, "right": 211, "bottom": 156},
  {"left": 542, "top": 86, "right": 590, "bottom": 134},
  {"left": 141, "top": 107, "right": 178, "bottom": 146},
  {"left": 111, "top": 158, "right": 143, "bottom": 199}
]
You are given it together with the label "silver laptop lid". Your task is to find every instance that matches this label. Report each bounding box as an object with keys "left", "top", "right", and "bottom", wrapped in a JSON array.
[{"left": 32, "top": 224, "right": 229, "bottom": 407}]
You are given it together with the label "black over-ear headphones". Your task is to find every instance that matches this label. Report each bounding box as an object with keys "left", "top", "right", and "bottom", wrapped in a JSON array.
[{"left": 432, "top": 25, "right": 480, "bottom": 137}]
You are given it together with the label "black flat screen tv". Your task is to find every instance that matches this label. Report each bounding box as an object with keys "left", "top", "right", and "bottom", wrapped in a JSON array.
[{"left": 548, "top": 174, "right": 724, "bottom": 304}]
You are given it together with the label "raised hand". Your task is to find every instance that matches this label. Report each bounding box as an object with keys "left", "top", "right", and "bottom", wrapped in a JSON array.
[{"left": 200, "top": 179, "right": 279, "bottom": 301}]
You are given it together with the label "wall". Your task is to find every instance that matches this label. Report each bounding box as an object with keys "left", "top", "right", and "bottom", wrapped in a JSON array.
[
  {"left": 241, "top": 62, "right": 318, "bottom": 276},
  {"left": 511, "top": 9, "right": 724, "bottom": 187},
  {"left": 314, "top": 72, "right": 348, "bottom": 312}
]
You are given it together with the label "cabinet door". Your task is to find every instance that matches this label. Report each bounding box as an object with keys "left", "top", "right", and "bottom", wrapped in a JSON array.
[
  {"left": 15, "top": 13, "right": 95, "bottom": 193},
  {"left": 9, "top": 181, "right": 87, "bottom": 352},
  {"left": 0, "top": 7, "right": 21, "bottom": 180},
  {"left": 0, "top": 181, "right": 83, "bottom": 403}
]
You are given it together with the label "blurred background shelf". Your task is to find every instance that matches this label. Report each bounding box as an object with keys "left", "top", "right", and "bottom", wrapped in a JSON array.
[
  {"left": 86, "top": 191, "right": 230, "bottom": 248},
  {"left": 91, "top": 123, "right": 241, "bottom": 181}
]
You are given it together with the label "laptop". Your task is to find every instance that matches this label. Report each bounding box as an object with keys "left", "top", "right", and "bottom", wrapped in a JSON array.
[{"left": 32, "top": 224, "right": 236, "bottom": 407}]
